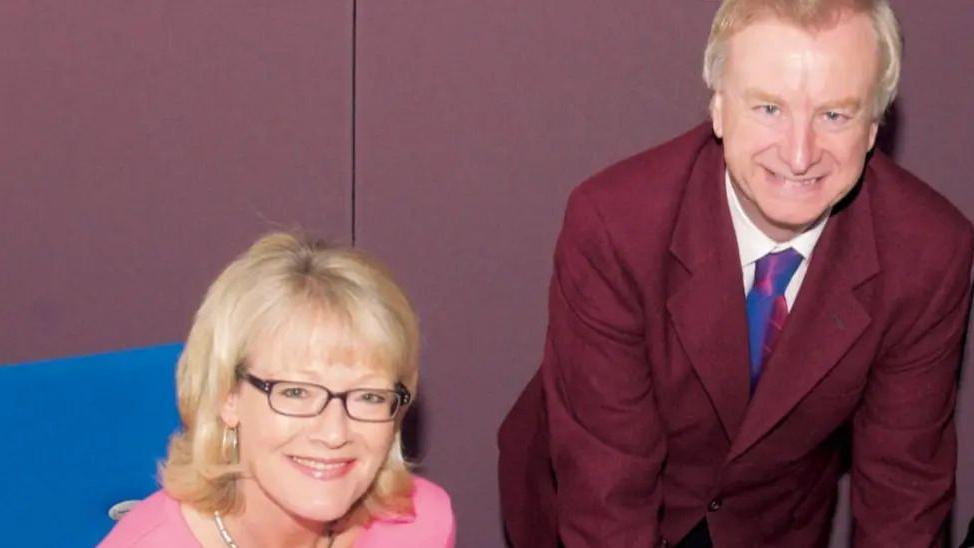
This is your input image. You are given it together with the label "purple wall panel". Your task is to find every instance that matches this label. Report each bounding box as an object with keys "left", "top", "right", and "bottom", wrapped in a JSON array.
[
  {"left": 355, "top": 2, "right": 710, "bottom": 545},
  {"left": 889, "top": 1, "right": 974, "bottom": 216},
  {"left": 0, "top": 1, "right": 352, "bottom": 364},
  {"left": 891, "top": 3, "right": 974, "bottom": 541},
  {"left": 889, "top": 2, "right": 974, "bottom": 542},
  {"left": 3, "top": 0, "right": 972, "bottom": 544},
  {"left": 357, "top": 1, "right": 973, "bottom": 545}
]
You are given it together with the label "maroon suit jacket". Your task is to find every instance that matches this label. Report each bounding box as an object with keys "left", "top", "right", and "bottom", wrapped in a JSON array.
[{"left": 498, "top": 124, "right": 974, "bottom": 547}]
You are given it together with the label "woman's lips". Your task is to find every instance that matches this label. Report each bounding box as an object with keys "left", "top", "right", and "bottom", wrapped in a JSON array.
[{"left": 288, "top": 455, "right": 356, "bottom": 480}]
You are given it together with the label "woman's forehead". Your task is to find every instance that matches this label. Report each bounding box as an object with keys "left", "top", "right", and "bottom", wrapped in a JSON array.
[{"left": 247, "top": 310, "right": 396, "bottom": 378}]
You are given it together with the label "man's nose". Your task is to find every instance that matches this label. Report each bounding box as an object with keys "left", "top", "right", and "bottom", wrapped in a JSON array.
[
  {"left": 780, "top": 119, "right": 818, "bottom": 175},
  {"left": 309, "top": 397, "right": 350, "bottom": 448}
]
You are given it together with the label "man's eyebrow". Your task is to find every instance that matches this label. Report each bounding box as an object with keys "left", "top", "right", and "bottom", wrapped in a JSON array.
[
  {"left": 819, "top": 97, "right": 862, "bottom": 112},
  {"left": 743, "top": 88, "right": 786, "bottom": 105}
]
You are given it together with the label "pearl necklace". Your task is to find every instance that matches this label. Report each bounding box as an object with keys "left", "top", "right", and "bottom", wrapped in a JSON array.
[{"left": 212, "top": 512, "right": 335, "bottom": 548}]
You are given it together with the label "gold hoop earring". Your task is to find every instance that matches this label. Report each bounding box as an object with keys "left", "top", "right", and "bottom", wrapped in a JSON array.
[{"left": 221, "top": 424, "right": 239, "bottom": 463}]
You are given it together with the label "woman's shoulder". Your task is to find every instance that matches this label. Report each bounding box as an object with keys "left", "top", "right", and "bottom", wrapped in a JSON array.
[
  {"left": 410, "top": 476, "right": 453, "bottom": 519},
  {"left": 357, "top": 476, "right": 456, "bottom": 548},
  {"left": 98, "top": 490, "right": 199, "bottom": 548}
]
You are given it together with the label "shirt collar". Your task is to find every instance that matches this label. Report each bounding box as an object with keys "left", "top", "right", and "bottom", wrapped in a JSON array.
[{"left": 725, "top": 171, "right": 829, "bottom": 267}]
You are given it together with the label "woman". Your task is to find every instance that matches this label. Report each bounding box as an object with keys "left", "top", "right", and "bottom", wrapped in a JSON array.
[{"left": 101, "top": 233, "right": 455, "bottom": 547}]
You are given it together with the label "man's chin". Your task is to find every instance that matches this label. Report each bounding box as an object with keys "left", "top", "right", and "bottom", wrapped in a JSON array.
[{"left": 762, "top": 211, "right": 825, "bottom": 238}]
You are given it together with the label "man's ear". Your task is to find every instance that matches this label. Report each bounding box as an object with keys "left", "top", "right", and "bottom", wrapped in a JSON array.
[
  {"left": 220, "top": 391, "right": 241, "bottom": 428},
  {"left": 868, "top": 121, "right": 879, "bottom": 151},
  {"left": 711, "top": 93, "right": 724, "bottom": 138}
]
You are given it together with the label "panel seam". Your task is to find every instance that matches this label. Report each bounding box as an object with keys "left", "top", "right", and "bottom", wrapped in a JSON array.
[{"left": 350, "top": 0, "right": 358, "bottom": 246}]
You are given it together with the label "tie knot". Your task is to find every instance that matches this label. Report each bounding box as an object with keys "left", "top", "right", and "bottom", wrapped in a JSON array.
[{"left": 753, "top": 248, "right": 802, "bottom": 296}]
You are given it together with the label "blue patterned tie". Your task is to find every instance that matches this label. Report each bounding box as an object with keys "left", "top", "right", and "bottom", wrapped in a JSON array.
[{"left": 746, "top": 248, "right": 802, "bottom": 392}]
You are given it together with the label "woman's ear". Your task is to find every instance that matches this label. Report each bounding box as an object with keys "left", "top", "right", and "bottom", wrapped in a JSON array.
[{"left": 220, "top": 391, "right": 241, "bottom": 428}]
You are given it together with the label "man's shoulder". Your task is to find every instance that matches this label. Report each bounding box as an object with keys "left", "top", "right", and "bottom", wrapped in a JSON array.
[
  {"left": 867, "top": 151, "right": 973, "bottom": 243},
  {"left": 560, "top": 124, "right": 723, "bottom": 257},
  {"left": 572, "top": 122, "right": 717, "bottom": 209}
]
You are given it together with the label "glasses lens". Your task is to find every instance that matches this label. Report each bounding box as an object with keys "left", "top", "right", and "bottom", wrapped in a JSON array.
[
  {"left": 269, "top": 382, "right": 329, "bottom": 416},
  {"left": 346, "top": 389, "right": 400, "bottom": 421}
]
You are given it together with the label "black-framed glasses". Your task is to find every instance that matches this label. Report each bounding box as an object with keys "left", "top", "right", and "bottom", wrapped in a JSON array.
[{"left": 243, "top": 373, "right": 412, "bottom": 423}]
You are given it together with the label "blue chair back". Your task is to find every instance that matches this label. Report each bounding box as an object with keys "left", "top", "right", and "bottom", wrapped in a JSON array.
[{"left": 0, "top": 344, "right": 183, "bottom": 547}]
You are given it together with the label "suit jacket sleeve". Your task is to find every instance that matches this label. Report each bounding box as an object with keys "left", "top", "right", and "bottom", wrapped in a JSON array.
[
  {"left": 851, "top": 225, "right": 974, "bottom": 546},
  {"left": 542, "top": 187, "right": 666, "bottom": 546}
]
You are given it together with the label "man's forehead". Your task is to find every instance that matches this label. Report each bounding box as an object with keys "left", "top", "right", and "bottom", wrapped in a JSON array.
[
  {"left": 728, "top": 0, "right": 871, "bottom": 34},
  {"left": 724, "top": 13, "right": 879, "bottom": 90},
  {"left": 729, "top": 9, "right": 875, "bottom": 44}
]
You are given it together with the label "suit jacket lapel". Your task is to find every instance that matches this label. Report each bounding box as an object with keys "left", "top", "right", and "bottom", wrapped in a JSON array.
[
  {"left": 667, "top": 139, "right": 751, "bottom": 442},
  {"left": 729, "top": 176, "right": 880, "bottom": 461}
]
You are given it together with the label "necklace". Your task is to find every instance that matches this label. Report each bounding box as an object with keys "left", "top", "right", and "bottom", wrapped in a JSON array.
[
  {"left": 213, "top": 512, "right": 239, "bottom": 548},
  {"left": 212, "top": 512, "right": 335, "bottom": 548}
]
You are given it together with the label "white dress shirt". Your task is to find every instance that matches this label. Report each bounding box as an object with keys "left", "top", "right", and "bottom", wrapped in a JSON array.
[{"left": 725, "top": 172, "right": 829, "bottom": 310}]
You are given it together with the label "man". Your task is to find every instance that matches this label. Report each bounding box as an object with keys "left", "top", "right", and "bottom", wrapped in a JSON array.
[{"left": 498, "top": 1, "right": 974, "bottom": 547}]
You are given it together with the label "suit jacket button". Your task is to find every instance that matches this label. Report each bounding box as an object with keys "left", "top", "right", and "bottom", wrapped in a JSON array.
[
  {"left": 660, "top": 539, "right": 669, "bottom": 548},
  {"left": 708, "top": 498, "right": 722, "bottom": 512}
]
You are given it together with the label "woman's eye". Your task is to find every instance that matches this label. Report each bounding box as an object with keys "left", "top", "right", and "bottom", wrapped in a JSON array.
[
  {"left": 356, "top": 391, "right": 388, "bottom": 405},
  {"left": 280, "top": 387, "right": 309, "bottom": 399}
]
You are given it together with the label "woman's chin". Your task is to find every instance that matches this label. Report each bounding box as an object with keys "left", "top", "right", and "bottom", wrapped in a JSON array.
[{"left": 278, "top": 487, "right": 366, "bottom": 524}]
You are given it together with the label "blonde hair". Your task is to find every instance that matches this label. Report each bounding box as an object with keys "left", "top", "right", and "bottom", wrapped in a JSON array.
[
  {"left": 161, "top": 232, "right": 420, "bottom": 527},
  {"left": 702, "top": 0, "right": 902, "bottom": 119}
]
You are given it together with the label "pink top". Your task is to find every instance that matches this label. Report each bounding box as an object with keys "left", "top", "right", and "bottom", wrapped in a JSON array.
[{"left": 99, "top": 476, "right": 455, "bottom": 547}]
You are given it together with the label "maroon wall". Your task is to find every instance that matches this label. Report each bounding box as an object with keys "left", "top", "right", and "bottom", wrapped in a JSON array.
[
  {"left": 3, "top": 1, "right": 973, "bottom": 546},
  {"left": 355, "top": 3, "right": 710, "bottom": 544},
  {"left": 356, "top": 1, "right": 974, "bottom": 545},
  {"left": 898, "top": 3, "right": 974, "bottom": 542},
  {"left": 0, "top": 1, "right": 353, "bottom": 363}
]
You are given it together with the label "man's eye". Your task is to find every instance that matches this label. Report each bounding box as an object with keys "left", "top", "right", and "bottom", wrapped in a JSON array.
[
  {"left": 756, "top": 104, "right": 780, "bottom": 116},
  {"left": 823, "top": 111, "right": 848, "bottom": 122},
  {"left": 355, "top": 391, "right": 389, "bottom": 405}
]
